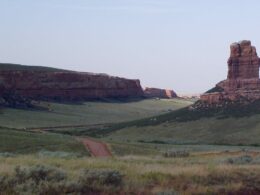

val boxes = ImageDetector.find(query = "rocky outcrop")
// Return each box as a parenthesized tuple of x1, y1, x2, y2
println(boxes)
(144, 87, 177, 99)
(228, 40, 259, 79)
(0, 67, 144, 106)
(200, 40, 260, 106)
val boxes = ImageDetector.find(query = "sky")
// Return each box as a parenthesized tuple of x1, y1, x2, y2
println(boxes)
(1, 0, 260, 94)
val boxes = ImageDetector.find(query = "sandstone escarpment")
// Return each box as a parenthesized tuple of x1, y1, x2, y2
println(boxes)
(200, 40, 260, 106)
(0, 65, 144, 106)
(144, 87, 177, 99)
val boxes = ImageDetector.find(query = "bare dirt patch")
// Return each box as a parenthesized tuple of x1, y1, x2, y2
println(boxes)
(78, 137, 112, 157)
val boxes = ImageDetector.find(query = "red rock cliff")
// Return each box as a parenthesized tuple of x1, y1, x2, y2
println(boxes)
(0, 70, 144, 102)
(228, 40, 259, 79)
(200, 40, 260, 105)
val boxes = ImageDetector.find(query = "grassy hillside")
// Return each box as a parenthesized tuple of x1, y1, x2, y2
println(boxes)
(37, 100, 260, 146)
(0, 127, 87, 155)
(108, 141, 260, 156)
(95, 104, 260, 146)
(0, 99, 192, 129)
(0, 63, 68, 72)
(105, 115, 260, 146)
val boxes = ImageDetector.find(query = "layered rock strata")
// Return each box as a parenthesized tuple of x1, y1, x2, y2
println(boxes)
(144, 87, 177, 99)
(0, 69, 144, 104)
(200, 40, 260, 105)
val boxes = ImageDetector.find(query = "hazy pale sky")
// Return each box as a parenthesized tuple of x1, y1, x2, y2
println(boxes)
(1, 0, 260, 94)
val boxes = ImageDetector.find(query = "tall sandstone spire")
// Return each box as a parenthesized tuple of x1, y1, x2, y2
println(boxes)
(200, 40, 260, 105)
(228, 40, 259, 79)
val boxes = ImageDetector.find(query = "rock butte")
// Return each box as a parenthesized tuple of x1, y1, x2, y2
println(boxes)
(200, 40, 260, 105)
(144, 87, 178, 99)
(0, 69, 144, 106)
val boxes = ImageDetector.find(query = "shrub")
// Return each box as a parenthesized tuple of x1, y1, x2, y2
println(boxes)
(0, 152, 15, 157)
(0, 165, 68, 194)
(156, 190, 178, 195)
(0, 175, 14, 194)
(78, 169, 123, 186)
(252, 156, 260, 164)
(226, 155, 253, 164)
(38, 150, 83, 158)
(163, 150, 190, 158)
(14, 165, 67, 184)
(0, 175, 7, 189)
(0, 166, 124, 194)
(142, 172, 172, 184)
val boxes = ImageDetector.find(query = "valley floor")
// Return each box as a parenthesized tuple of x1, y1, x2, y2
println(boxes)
(0, 98, 192, 129)
(1, 99, 260, 194)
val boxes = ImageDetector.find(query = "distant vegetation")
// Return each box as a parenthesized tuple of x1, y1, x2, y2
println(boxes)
(0, 99, 192, 155)
(55, 100, 260, 145)
(103, 111, 260, 146)
(0, 63, 69, 72)
(3, 98, 258, 146)
(0, 99, 192, 129)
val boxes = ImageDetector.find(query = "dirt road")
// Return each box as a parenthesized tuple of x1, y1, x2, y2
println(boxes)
(79, 137, 112, 157)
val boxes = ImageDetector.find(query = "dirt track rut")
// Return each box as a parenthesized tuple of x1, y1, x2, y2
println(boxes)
(79, 138, 112, 157)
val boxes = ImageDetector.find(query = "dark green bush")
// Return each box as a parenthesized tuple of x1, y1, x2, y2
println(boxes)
(14, 165, 67, 185)
(163, 150, 190, 158)
(156, 190, 178, 195)
(0, 166, 123, 194)
(0, 152, 15, 157)
(226, 155, 253, 164)
(79, 169, 123, 186)
(0, 175, 9, 191)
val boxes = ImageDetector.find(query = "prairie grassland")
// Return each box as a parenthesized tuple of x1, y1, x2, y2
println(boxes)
(0, 150, 260, 194)
(0, 99, 192, 129)
(0, 127, 88, 155)
(105, 115, 260, 146)
(107, 140, 260, 156)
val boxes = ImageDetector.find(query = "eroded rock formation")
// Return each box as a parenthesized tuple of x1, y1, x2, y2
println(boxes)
(200, 40, 260, 106)
(144, 87, 177, 99)
(228, 40, 259, 79)
(0, 67, 144, 106)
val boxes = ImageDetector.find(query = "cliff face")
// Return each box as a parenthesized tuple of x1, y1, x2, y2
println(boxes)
(144, 87, 177, 99)
(200, 40, 260, 106)
(228, 40, 259, 79)
(0, 69, 144, 104)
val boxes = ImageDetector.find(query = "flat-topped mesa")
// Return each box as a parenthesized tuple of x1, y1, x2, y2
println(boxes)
(199, 40, 260, 106)
(144, 87, 178, 99)
(228, 40, 260, 79)
(0, 68, 144, 106)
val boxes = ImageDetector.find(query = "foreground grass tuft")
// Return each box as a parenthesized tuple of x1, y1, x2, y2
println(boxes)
(0, 151, 260, 194)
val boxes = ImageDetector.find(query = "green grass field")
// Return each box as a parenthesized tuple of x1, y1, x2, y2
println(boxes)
(79, 102, 260, 146)
(108, 141, 260, 156)
(5, 97, 257, 146)
(0, 98, 192, 155)
(0, 127, 88, 155)
(104, 115, 260, 146)
(0, 99, 192, 129)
